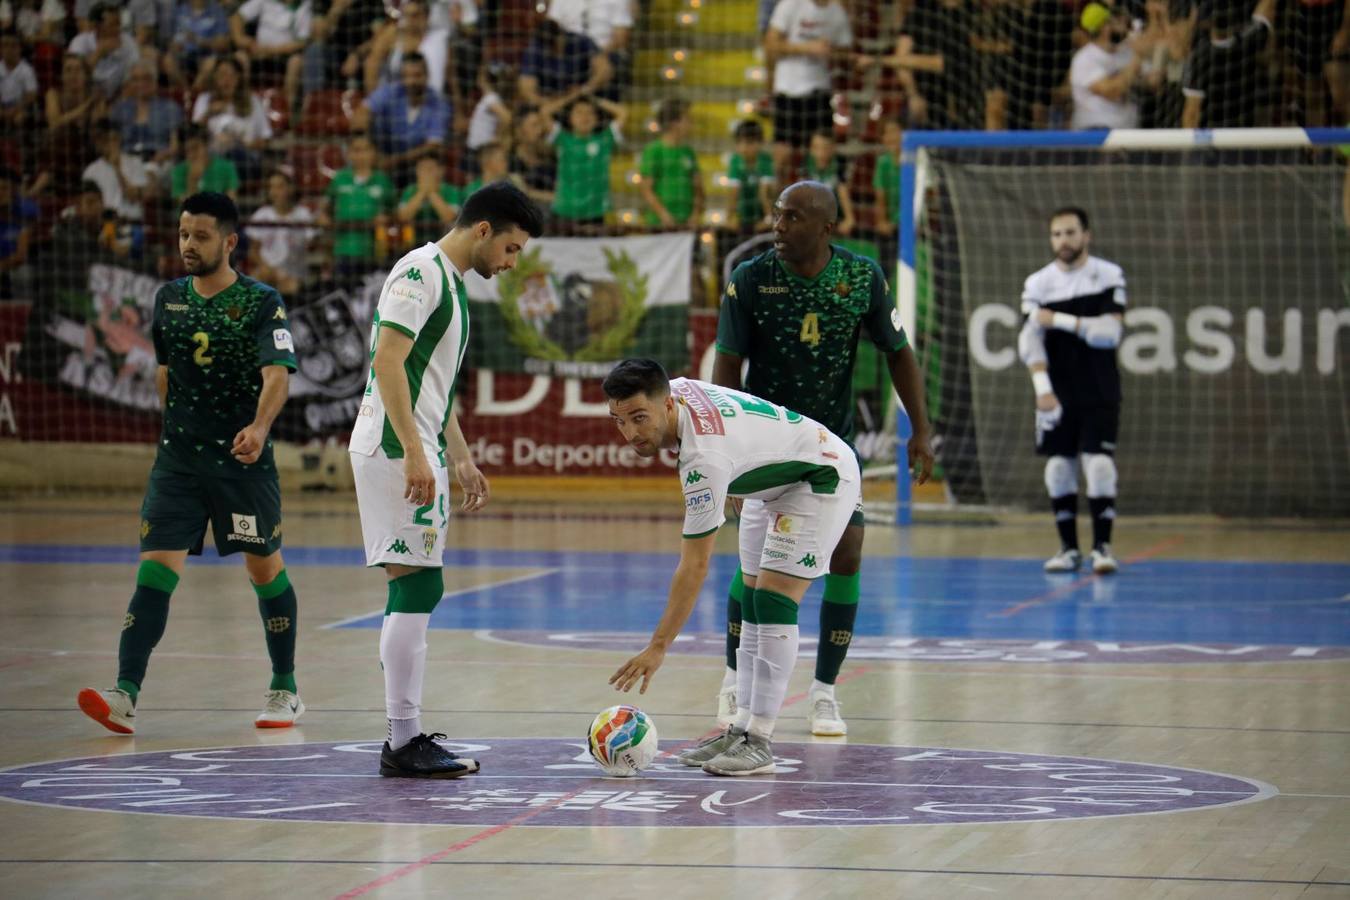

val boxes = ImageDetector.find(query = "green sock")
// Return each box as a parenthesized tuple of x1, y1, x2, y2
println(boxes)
(753, 588, 799, 625)
(253, 568, 298, 693)
(726, 568, 745, 670)
(389, 567, 444, 614)
(815, 572, 860, 685)
(117, 560, 179, 702)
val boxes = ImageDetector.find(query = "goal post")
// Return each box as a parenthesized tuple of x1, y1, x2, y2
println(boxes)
(896, 127, 1350, 522)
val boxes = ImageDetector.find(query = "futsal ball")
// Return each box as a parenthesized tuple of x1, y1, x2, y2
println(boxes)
(587, 705, 660, 777)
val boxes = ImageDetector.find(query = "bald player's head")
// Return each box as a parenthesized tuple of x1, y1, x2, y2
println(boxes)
(772, 181, 837, 267)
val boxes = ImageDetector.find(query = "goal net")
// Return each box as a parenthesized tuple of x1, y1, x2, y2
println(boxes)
(901, 129, 1350, 518)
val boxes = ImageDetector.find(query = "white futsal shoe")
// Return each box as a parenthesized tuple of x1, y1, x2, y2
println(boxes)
(256, 690, 306, 728)
(1090, 545, 1119, 575)
(1044, 548, 1083, 573)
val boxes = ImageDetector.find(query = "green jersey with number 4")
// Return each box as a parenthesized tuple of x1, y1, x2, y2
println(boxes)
(715, 245, 907, 442)
(151, 274, 297, 479)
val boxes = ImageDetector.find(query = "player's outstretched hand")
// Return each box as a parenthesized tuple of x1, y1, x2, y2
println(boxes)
(609, 644, 667, 695)
(230, 424, 267, 464)
(403, 452, 436, 507)
(454, 459, 490, 512)
(908, 430, 936, 485)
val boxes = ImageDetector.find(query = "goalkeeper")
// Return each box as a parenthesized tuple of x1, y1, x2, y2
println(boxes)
(1018, 206, 1126, 576)
(711, 180, 935, 737)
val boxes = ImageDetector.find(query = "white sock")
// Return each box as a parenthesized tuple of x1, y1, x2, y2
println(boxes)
(388, 716, 420, 750)
(380, 611, 429, 750)
(747, 623, 799, 739)
(732, 622, 758, 731)
(810, 678, 835, 699)
(721, 666, 737, 690)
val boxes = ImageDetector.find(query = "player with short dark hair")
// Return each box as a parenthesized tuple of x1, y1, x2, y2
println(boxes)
(77, 191, 304, 734)
(711, 180, 935, 736)
(604, 358, 861, 775)
(350, 180, 542, 779)
(1018, 205, 1126, 575)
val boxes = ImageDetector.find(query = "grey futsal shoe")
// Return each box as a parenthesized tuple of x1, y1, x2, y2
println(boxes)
(702, 732, 777, 777)
(677, 727, 745, 767)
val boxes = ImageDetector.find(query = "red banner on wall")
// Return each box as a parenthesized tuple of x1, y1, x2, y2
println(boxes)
(456, 309, 719, 477)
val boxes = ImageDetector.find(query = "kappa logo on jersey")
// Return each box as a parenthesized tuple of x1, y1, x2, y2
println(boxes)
(797, 554, 818, 568)
(726, 281, 736, 298)
(229, 512, 266, 545)
(273, 307, 287, 320)
(405, 268, 424, 283)
(140, 519, 151, 539)
(273, 328, 293, 351)
(684, 470, 706, 486)
(387, 539, 410, 555)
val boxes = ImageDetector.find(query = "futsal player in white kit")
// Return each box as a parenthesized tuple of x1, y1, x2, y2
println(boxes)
(602, 358, 861, 776)
(350, 182, 543, 778)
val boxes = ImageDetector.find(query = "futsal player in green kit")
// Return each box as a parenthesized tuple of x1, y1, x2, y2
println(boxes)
(713, 180, 935, 735)
(77, 192, 304, 734)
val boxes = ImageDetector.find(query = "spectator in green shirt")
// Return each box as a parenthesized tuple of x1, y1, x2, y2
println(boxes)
(726, 118, 773, 233)
(396, 152, 461, 248)
(170, 125, 240, 201)
(872, 120, 901, 239)
(638, 98, 702, 230)
(804, 128, 856, 236)
(549, 95, 626, 232)
(461, 142, 513, 199)
(322, 132, 395, 273)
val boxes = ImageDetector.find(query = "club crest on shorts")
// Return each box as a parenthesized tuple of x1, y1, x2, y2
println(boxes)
(422, 528, 437, 556)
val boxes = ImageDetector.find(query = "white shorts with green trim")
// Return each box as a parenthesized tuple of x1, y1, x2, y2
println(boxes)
(350, 451, 450, 567)
(737, 476, 861, 581)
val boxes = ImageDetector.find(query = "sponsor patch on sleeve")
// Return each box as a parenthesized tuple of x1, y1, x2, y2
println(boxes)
(387, 281, 431, 305)
(684, 488, 715, 512)
(273, 328, 294, 350)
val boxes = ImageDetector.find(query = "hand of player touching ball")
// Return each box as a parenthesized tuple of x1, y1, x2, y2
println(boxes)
(454, 459, 490, 512)
(403, 452, 436, 506)
(230, 424, 268, 464)
(609, 644, 667, 694)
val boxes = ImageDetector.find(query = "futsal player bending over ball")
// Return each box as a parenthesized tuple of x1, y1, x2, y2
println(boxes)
(350, 182, 543, 778)
(78, 192, 305, 734)
(712, 180, 935, 736)
(1018, 206, 1126, 575)
(605, 358, 860, 776)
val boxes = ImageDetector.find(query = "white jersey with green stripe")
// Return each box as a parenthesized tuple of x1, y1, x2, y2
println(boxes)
(671, 377, 858, 538)
(349, 243, 469, 467)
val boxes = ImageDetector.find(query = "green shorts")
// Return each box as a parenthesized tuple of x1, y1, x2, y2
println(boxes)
(139, 463, 283, 557)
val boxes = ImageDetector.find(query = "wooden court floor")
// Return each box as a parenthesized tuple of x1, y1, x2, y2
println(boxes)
(0, 496, 1347, 899)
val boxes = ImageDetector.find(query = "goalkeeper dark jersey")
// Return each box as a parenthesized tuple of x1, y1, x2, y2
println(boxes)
(151, 274, 297, 479)
(715, 245, 908, 442)
(1020, 255, 1126, 407)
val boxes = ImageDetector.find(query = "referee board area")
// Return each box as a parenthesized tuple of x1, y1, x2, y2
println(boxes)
(0, 489, 1347, 899)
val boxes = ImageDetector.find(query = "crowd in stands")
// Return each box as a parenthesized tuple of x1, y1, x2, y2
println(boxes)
(0, 0, 1344, 300)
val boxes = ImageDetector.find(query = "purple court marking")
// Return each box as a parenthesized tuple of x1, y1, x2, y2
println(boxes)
(476, 631, 1350, 664)
(0, 741, 1273, 828)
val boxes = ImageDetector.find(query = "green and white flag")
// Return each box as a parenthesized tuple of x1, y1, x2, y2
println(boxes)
(463, 232, 695, 378)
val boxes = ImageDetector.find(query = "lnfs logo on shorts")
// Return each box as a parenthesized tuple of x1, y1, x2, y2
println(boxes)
(229, 512, 266, 545)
